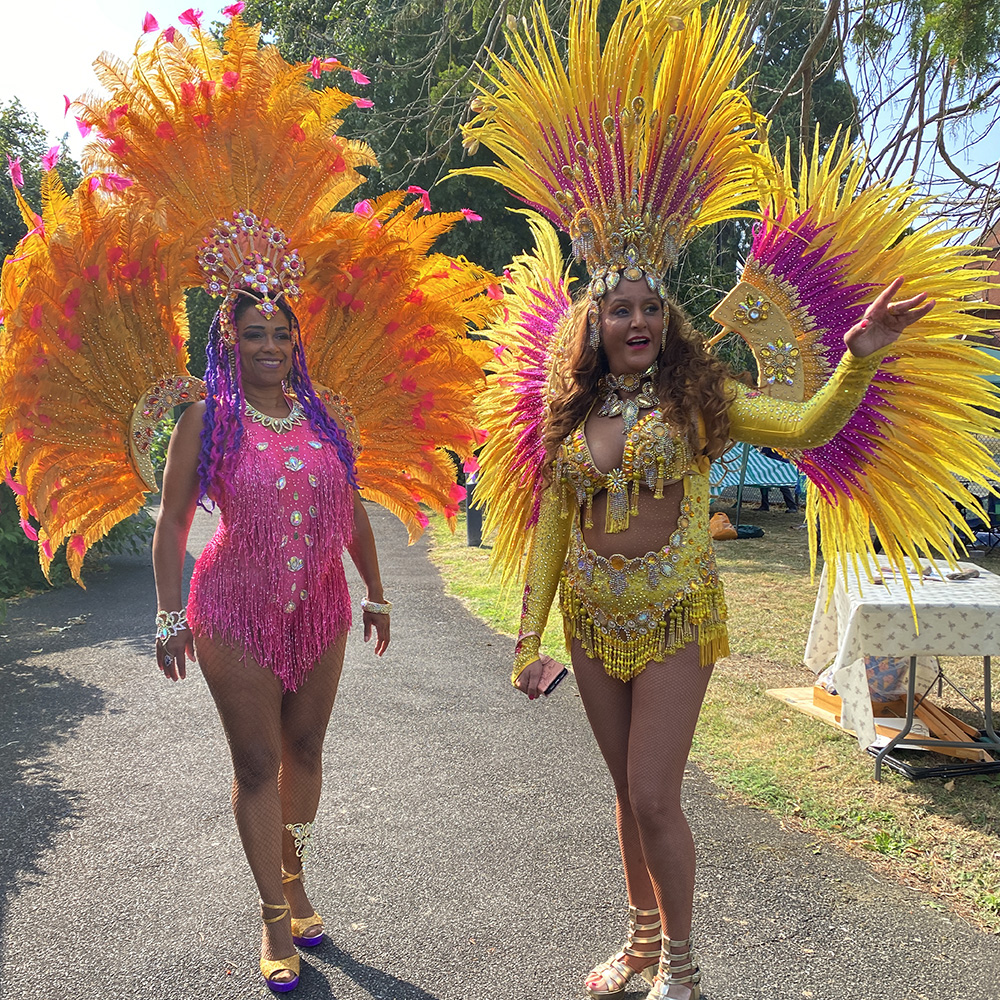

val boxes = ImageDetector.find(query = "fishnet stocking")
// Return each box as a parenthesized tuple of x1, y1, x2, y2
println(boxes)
(197, 631, 347, 965)
(573, 639, 713, 950)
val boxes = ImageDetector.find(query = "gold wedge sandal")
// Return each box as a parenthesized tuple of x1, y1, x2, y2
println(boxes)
(585, 905, 661, 997)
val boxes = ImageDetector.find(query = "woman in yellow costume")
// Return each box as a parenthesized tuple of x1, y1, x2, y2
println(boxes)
(460, 2, 1000, 997)
(1, 7, 495, 993)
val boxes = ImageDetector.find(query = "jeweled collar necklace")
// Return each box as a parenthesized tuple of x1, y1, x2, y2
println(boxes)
(244, 398, 306, 433)
(598, 363, 658, 434)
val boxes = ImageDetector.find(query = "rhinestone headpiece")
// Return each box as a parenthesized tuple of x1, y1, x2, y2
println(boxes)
(197, 209, 305, 344)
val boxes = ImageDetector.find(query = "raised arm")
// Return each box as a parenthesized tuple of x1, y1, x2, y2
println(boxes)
(729, 277, 934, 449)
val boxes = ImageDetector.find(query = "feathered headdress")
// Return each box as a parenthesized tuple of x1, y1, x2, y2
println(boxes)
(457, 0, 763, 343)
(2, 10, 497, 580)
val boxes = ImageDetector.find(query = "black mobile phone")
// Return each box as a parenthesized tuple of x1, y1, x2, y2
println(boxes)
(541, 663, 568, 696)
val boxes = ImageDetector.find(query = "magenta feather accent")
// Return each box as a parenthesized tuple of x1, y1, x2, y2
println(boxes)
(503, 278, 571, 526)
(746, 207, 907, 498)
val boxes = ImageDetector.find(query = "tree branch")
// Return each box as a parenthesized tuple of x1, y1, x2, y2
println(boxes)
(765, 0, 841, 122)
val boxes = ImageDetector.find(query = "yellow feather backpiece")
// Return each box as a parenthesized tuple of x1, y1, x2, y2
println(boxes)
(472, 213, 577, 585)
(0, 171, 196, 583)
(711, 130, 1000, 605)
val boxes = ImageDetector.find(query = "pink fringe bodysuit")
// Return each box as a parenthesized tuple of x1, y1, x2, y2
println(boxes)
(187, 408, 355, 691)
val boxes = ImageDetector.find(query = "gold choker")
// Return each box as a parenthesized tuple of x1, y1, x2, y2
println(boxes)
(598, 364, 658, 433)
(244, 399, 305, 433)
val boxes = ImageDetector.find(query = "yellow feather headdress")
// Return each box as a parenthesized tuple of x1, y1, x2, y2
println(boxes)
(456, 0, 763, 341)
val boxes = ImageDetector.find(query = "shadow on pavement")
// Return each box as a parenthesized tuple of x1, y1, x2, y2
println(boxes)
(0, 655, 105, 946)
(312, 941, 444, 1000)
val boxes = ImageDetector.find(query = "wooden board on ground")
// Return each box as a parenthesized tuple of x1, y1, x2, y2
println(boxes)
(766, 687, 994, 762)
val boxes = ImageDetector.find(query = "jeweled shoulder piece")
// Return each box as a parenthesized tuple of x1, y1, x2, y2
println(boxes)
(130, 375, 208, 489)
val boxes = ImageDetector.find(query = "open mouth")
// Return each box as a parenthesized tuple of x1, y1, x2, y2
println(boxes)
(626, 336, 651, 347)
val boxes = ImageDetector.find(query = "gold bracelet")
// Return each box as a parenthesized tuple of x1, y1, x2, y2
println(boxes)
(360, 598, 392, 615)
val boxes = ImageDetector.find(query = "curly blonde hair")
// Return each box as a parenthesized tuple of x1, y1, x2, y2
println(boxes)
(543, 293, 734, 476)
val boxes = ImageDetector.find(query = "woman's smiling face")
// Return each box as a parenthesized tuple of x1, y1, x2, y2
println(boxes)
(599, 278, 664, 374)
(236, 302, 294, 388)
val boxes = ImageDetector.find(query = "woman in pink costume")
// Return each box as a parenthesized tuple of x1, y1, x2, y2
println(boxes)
(152, 291, 389, 993)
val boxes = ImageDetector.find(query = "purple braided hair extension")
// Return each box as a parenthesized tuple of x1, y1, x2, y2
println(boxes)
(197, 307, 245, 506)
(284, 310, 359, 489)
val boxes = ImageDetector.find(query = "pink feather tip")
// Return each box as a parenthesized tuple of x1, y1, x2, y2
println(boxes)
(178, 8, 203, 29)
(407, 186, 431, 211)
(6, 154, 24, 189)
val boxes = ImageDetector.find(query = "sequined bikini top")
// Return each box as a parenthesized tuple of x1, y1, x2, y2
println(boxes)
(556, 408, 695, 533)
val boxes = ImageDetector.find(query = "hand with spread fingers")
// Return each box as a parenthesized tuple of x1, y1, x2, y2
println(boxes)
(844, 276, 936, 358)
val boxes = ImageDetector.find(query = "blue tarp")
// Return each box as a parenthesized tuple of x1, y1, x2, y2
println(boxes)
(710, 443, 798, 491)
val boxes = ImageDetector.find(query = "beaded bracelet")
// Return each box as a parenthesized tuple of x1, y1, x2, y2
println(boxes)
(360, 598, 392, 615)
(155, 608, 190, 642)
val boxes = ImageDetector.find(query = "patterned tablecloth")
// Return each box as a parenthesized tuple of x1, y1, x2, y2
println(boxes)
(803, 562, 1000, 747)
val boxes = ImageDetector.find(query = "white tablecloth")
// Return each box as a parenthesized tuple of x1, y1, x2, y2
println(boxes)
(803, 562, 1000, 746)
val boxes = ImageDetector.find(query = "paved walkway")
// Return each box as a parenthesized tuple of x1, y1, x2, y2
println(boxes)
(1, 503, 998, 999)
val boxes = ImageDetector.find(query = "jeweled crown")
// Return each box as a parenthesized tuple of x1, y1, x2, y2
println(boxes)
(457, 1, 761, 323)
(197, 209, 305, 343)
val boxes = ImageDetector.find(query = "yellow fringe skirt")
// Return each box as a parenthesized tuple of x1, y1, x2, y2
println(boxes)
(559, 527, 729, 681)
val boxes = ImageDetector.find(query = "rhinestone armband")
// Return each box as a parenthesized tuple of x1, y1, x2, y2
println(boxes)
(360, 599, 392, 615)
(155, 609, 190, 642)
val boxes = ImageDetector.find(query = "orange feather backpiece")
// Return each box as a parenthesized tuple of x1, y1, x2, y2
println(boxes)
(0, 171, 196, 583)
(1, 13, 497, 581)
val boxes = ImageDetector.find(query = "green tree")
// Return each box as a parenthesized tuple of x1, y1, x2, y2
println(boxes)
(239, 0, 609, 272)
(749, 0, 857, 161)
(0, 99, 81, 258)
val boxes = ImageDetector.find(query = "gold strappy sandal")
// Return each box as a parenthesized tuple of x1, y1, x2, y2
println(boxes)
(260, 901, 301, 994)
(585, 905, 661, 997)
(281, 867, 325, 947)
(644, 937, 701, 1000)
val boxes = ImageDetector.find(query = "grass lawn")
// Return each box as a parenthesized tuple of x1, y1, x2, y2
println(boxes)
(426, 506, 1000, 934)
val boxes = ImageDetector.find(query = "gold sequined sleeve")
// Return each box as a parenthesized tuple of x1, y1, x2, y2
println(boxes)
(512, 483, 573, 685)
(727, 350, 885, 449)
